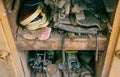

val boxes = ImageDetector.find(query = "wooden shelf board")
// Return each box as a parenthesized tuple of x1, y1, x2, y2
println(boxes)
(16, 29, 107, 50)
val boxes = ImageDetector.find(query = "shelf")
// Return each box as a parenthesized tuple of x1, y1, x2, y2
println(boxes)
(16, 29, 107, 50)
(3, 0, 109, 51)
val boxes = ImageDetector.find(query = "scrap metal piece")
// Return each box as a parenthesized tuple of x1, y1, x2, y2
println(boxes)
(70, 15, 78, 25)
(44, 0, 51, 5)
(28, 51, 52, 74)
(64, 1, 70, 15)
(57, 0, 66, 8)
(60, 16, 72, 25)
(62, 51, 81, 77)
(53, 13, 59, 22)
(58, 9, 66, 20)
(95, 34, 99, 62)
(107, 22, 112, 33)
(68, 32, 76, 40)
(62, 33, 67, 77)
(45, 64, 61, 77)
(71, 3, 81, 13)
(71, 0, 87, 13)
(55, 23, 98, 34)
(28, 52, 45, 73)
(67, 53, 81, 72)
(75, 11, 101, 30)
(75, 10, 85, 21)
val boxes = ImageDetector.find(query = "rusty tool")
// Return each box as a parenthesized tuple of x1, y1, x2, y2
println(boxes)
(62, 33, 71, 77)
(95, 34, 99, 62)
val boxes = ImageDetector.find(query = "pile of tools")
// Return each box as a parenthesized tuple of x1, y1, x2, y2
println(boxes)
(18, 0, 112, 40)
(28, 50, 95, 77)
(45, 0, 111, 34)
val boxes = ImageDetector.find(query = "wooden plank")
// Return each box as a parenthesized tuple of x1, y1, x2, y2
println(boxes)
(0, 1, 25, 77)
(109, 32, 120, 77)
(16, 30, 107, 50)
(0, 21, 10, 51)
(0, 20, 18, 77)
(19, 51, 30, 77)
(3, 0, 20, 38)
(96, 52, 105, 77)
(3, 0, 13, 11)
(17, 37, 106, 50)
(101, 1, 120, 77)
(0, 58, 17, 77)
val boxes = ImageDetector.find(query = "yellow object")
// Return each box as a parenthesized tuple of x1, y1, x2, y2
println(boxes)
(65, 50, 78, 53)
(40, 11, 45, 16)
(20, 5, 42, 26)
(55, 59, 62, 64)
